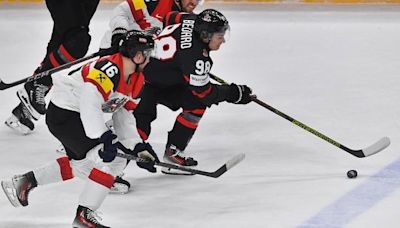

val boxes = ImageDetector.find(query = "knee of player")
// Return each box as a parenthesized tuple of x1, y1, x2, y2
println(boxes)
(95, 155, 127, 177)
(177, 111, 204, 129)
(63, 26, 92, 58)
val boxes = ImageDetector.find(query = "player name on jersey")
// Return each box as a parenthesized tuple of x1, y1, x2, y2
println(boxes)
(181, 19, 194, 49)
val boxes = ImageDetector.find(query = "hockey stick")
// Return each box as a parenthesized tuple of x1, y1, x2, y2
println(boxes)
(0, 47, 117, 90)
(116, 152, 245, 178)
(209, 73, 390, 158)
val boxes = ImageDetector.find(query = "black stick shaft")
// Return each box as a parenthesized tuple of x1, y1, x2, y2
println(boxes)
(209, 73, 365, 157)
(0, 47, 116, 90)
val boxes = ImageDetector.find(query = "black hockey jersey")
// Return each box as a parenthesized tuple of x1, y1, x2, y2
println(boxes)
(143, 12, 225, 107)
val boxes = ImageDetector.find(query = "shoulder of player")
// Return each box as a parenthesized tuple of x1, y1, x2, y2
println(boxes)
(164, 11, 194, 27)
(84, 54, 123, 93)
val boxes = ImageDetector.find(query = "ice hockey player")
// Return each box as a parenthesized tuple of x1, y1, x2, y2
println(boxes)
(1, 30, 159, 228)
(133, 9, 253, 175)
(97, 0, 201, 192)
(5, 0, 100, 135)
(99, 0, 202, 50)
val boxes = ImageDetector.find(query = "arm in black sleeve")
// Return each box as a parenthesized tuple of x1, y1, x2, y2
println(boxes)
(188, 83, 231, 107)
(189, 82, 252, 106)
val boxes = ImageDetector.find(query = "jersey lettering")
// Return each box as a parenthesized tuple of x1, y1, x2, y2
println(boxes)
(189, 74, 210, 87)
(180, 20, 194, 49)
(195, 60, 211, 75)
(100, 61, 119, 78)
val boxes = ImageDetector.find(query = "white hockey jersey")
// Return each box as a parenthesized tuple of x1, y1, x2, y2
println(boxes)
(51, 53, 144, 149)
(99, 0, 162, 49)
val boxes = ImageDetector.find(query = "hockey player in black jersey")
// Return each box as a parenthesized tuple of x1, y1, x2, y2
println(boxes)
(5, 0, 100, 135)
(134, 9, 253, 174)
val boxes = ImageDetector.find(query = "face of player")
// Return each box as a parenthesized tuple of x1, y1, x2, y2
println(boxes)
(180, 0, 199, 13)
(136, 51, 151, 71)
(208, 32, 226, 51)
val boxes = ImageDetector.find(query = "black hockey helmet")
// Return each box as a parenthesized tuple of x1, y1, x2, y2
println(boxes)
(194, 9, 230, 41)
(119, 30, 155, 59)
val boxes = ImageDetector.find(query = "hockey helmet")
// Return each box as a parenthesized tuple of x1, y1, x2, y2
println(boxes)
(194, 9, 230, 41)
(119, 30, 155, 59)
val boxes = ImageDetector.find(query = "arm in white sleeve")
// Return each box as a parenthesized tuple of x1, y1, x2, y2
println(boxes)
(79, 83, 109, 139)
(109, 2, 139, 31)
(112, 108, 142, 150)
(109, 1, 162, 31)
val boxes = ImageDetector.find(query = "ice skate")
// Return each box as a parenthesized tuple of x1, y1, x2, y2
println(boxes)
(110, 175, 131, 194)
(4, 103, 34, 135)
(162, 145, 198, 175)
(17, 81, 49, 120)
(72, 205, 110, 228)
(1, 171, 37, 207)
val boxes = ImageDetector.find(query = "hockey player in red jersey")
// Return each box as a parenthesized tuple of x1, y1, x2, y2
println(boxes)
(1, 30, 159, 228)
(134, 9, 253, 174)
(100, 0, 201, 49)
(5, 0, 100, 135)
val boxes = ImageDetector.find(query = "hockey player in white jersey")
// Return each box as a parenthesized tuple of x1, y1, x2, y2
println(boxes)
(1, 30, 158, 228)
(95, 0, 201, 193)
(99, 0, 201, 50)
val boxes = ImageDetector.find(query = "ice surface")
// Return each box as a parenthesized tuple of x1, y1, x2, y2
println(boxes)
(0, 3, 400, 228)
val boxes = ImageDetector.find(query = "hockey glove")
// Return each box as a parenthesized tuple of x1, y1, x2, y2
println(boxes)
(144, 26, 161, 36)
(131, 142, 160, 173)
(227, 84, 253, 104)
(98, 130, 118, 163)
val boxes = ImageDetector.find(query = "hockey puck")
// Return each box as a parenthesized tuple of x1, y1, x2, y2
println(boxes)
(347, 170, 358, 178)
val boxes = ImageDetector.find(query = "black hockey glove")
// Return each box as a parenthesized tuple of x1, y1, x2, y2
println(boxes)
(131, 142, 160, 173)
(226, 83, 253, 104)
(98, 130, 118, 163)
(111, 27, 128, 48)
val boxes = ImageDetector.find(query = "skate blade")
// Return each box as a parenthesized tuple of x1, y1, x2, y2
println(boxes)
(110, 183, 130, 194)
(161, 167, 195, 176)
(4, 119, 33, 135)
(1, 181, 22, 207)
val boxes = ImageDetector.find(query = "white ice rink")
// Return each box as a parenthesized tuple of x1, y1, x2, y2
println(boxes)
(1, 2, 400, 228)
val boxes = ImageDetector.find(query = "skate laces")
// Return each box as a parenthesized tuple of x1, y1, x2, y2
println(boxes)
(34, 84, 49, 105)
(168, 147, 189, 160)
(20, 105, 33, 119)
(86, 209, 103, 224)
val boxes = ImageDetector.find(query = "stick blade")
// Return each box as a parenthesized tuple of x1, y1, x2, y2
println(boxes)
(211, 153, 246, 178)
(225, 153, 246, 170)
(362, 136, 391, 157)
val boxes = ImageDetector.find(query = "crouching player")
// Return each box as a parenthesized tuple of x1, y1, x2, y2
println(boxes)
(1, 30, 158, 228)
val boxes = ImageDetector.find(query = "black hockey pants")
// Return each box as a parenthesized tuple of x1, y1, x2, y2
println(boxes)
(46, 102, 99, 160)
(33, 0, 99, 87)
